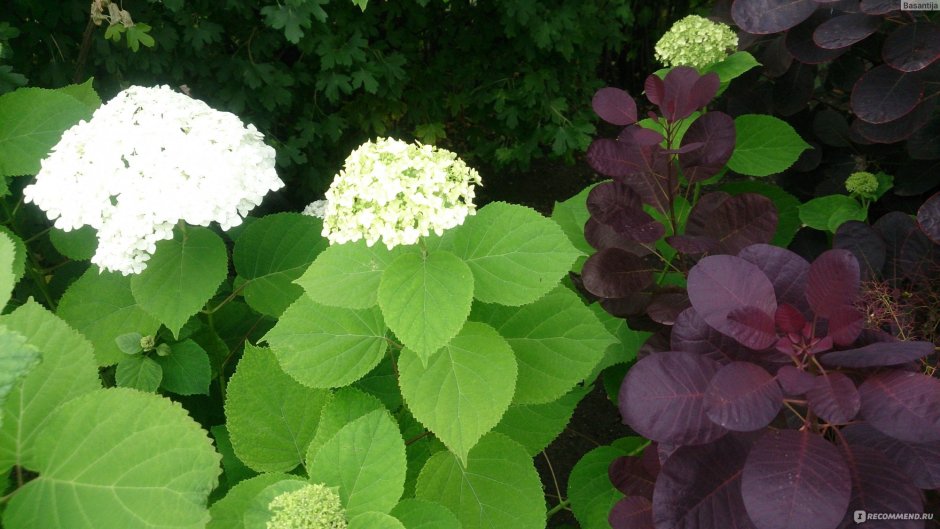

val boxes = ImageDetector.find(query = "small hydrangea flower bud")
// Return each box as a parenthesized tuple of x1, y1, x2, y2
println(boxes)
(655, 15, 738, 70)
(139, 335, 156, 352)
(155, 343, 172, 357)
(845, 171, 879, 199)
(266, 483, 347, 529)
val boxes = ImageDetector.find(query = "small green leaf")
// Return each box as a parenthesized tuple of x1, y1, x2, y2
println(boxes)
(705, 51, 760, 85)
(873, 171, 894, 200)
(154, 339, 212, 395)
(208, 473, 293, 529)
(391, 499, 460, 529)
(297, 240, 408, 309)
(209, 425, 257, 495)
(551, 185, 596, 259)
(351, 0, 369, 11)
(115, 332, 144, 355)
(799, 195, 867, 233)
(568, 445, 632, 529)
(305, 387, 386, 467)
(492, 386, 588, 456)
(125, 23, 155, 52)
(728, 114, 811, 177)
(115, 355, 163, 392)
(54, 78, 101, 112)
(49, 225, 97, 261)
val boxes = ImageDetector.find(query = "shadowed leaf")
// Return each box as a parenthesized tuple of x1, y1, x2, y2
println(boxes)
(916, 191, 940, 244)
(851, 65, 923, 124)
(610, 497, 654, 529)
(671, 307, 751, 365)
(806, 249, 859, 318)
(731, 0, 817, 34)
(833, 221, 885, 279)
(843, 423, 940, 489)
(582, 248, 656, 299)
(836, 445, 924, 528)
(813, 13, 880, 49)
(679, 112, 736, 183)
(883, 22, 940, 72)
(776, 366, 815, 395)
(858, 370, 940, 442)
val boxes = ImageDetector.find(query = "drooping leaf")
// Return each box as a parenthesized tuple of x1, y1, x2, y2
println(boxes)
(737, 243, 810, 312)
(731, 0, 817, 34)
(916, 191, 940, 245)
(154, 339, 212, 396)
(568, 445, 633, 529)
(304, 387, 386, 466)
(705, 362, 782, 431)
(296, 239, 407, 309)
(610, 497, 654, 529)
(813, 13, 880, 49)
(805, 249, 859, 318)
(728, 114, 810, 177)
(581, 247, 655, 299)
(842, 423, 940, 489)
(741, 429, 851, 529)
(592, 87, 637, 126)
(836, 445, 924, 528)
(115, 354, 163, 392)
(806, 373, 860, 424)
(492, 386, 588, 456)
(415, 433, 545, 529)
(683, 192, 778, 255)
(678, 111, 736, 183)
(263, 295, 388, 388)
(207, 473, 293, 529)
(3, 388, 221, 529)
(858, 370, 940, 443)
(851, 65, 923, 124)
(390, 499, 461, 529)
(882, 21, 940, 73)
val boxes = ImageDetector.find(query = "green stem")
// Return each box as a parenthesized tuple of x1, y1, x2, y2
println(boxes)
(546, 499, 571, 519)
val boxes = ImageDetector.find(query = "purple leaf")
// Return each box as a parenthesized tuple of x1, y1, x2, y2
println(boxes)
(806, 249, 859, 318)
(833, 221, 886, 279)
(812, 13, 880, 50)
(586, 182, 665, 244)
(705, 362, 783, 431)
(774, 62, 816, 116)
(619, 124, 666, 146)
(776, 365, 815, 395)
(601, 292, 653, 319)
(679, 112, 736, 183)
(859, 370, 940, 443)
(645, 74, 664, 106)
(685, 193, 778, 255)
(609, 496, 654, 529)
(883, 22, 940, 73)
(851, 65, 924, 125)
(593, 87, 638, 126)
(619, 351, 727, 445)
(667, 235, 720, 255)
(587, 139, 676, 213)
(859, 0, 897, 14)
(843, 423, 940, 489)
(785, 13, 850, 64)
(836, 445, 924, 529)
(584, 217, 652, 254)
(916, 191, 940, 245)
(672, 308, 751, 365)
(738, 244, 810, 312)
(741, 429, 852, 529)
(807, 373, 860, 424)
(827, 305, 863, 346)
(821, 340, 935, 368)
(687, 255, 778, 349)
(609, 456, 655, 498)
(647, 289, 691, 326)
(653, 434, 757, 529)
(657, 67, 719, 122)
(775, 304, 807, 334)
(581, 247, 656, 299)
(812, 108, 851, 147)
(732, 0, 817, 34)
(727, 306, 778, 350)
(851, 98, 936, 144)
(587, 139, 643, 178)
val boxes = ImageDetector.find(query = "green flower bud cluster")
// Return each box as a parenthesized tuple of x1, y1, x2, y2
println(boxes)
(267, 483, 347, 529)
(654, 15, 738, 70)
(845, 171, 879, 199)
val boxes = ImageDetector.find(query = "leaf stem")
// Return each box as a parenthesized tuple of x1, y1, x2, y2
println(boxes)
(546, 499, 571, 519)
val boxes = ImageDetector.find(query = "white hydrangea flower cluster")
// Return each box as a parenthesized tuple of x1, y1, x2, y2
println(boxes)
(23, 85, 283, 275)
(267, 483, 347, 529)
(322, 137, 482, 249)
(302, 199, 328, 219)
(654, 15, 738, 70)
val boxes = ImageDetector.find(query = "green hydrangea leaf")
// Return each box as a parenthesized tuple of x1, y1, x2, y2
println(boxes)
(0, 326, 40, 429)
(704, 51, 760, 85)
(551, 185, 595, 258)
(57, 267, 161, 365)
(155, 339, 212, 395)
(114, 354, 163, 392)
(492, 386, 589, 456)
(305, 387, 385, 467)
(378, 250, 473, 363)
(728, 114, 811, 177)
(209, 425, 257, 497)
(0, 226, 26, 282)
(232, 213, 328, 317)
(309, 409, 407, 517)
(49, 225, 97, 261)
(208, 473, 293, 529)
(390, 498, 460, 529)
(350, 512, 407, 529)
(472, 286, 614, 404)
(0, 300, 100, 471)
(568, 445, 632, 529)
(2, 388, 221, 529)
(721, 180, 802, 247)
(585, 303, 650, 383)
(242, 478, 307, 529)
(416, 433, 545, 529)
(54, 78, 101, 112)
(131, 227, 227, 337)
(0, 231, 16, 306)
(400, 409, 445, 499)
(296, 240, 408, 309)
(398, 321, 516, 464)
(225, 345, 330, 473)
(0, 87, 91, 176)
(264, 295, 388, 388)
(799, 194, 867, 233)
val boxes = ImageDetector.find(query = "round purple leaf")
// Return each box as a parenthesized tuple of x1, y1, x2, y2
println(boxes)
(859, 0, 897, 14)
(581, 247, 656, 299)
(843, 423, 940, 489)
(618, 124, 665, 146)
(732, 0, 817, 34)
(812, 13, 880, 50)
(806, 372, 860, 425)
(705, 362, 783, 431)
(586, 138, 638, 178)
(741, 429, 852, 529)
(685, 193, 778, 256)
(851, 65, 924, 125)
(609, 496, 653, 529)
(851, 98, 936, 144)
(833, 221, 886, 280)
(827, 305, 863, 346)
(775, 304, 807, 334)
(593, 87, 638, 126)
(644, 74, 664, 106)
(806, 249, 859, 319)
(738, 244, 810, 313)
(785, 14, 850, 64)
(776, 365, 816, 396)
(859, 370, 940, 443)
(679, 112, 736, 183)
(586, 181, 665, 244)
(837, 444, 925, 528)
(671, 307, 751, 365)
(916, 191, 940, 245)
(883, 22, 940, 73)
(609, 456, 655, 498)
(727, 306, 778, 351)
(619, 351, 727, 445)
(657, 67, 718, 122)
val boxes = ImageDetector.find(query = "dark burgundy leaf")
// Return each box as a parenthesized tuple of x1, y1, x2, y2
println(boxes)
(727, 306, 778, 350)
(600, 292, 653, 319)
(785, 13, 850, 63)
(609, 497, 654, 529)
(851, 65, 924, 124)
(653, 434, 757, 529)
(875, 211, 920, 273)
(588, 138, 675, 214)
(812, 108, 851, 147)
(669, 142, 705, 155)
(776, 365, 816, 395)
(761, 35, 794, 78)
(852, 97, 937, 144)
(609, 456, 655, 498)
(813, 13, 880, 49)
(647, 289, 691, 326)
(619, 351, 727, 445)
(667, 235, 720, 255)
(895, 159, 940, 196)
(807, 372, 860, 424)
(584, 217, 653, 254)
(916, 191, 940, 245)
(645, 74, 664, 106)
(587, 139, 643, 178)
(883, 22, 940, 73)
(657, 67, 719, 122)
(679, 112, 736, 183)
(586, 181, 665, 243)
(657, 442, 680, 465)
(640, 443, 661, 478)
(833, 221, 886, 279)
(582, 247, 656, 298)
(858, 370, 940, 443)
(836, 445, 924, 529)
(672, 307, 751, 365)
(618, 124, 665, 146)
(705, 362, 783, 431)
(775, 304, 806, 334)
(827, 305, 863, 346)
(806, 249, 859, 318)
(843, 423, 940, 489)
(739, 244, 811, 314)
(859, 0, 897, 14)
(732, 0, 818, 34)
(593, 87, 638, 126)
(685, 193, 778, 255)
(906, 117, 940, 160)
(773, 62, 816, 116)
(689, 73, 721, 113)
(741, 429, 851, 529)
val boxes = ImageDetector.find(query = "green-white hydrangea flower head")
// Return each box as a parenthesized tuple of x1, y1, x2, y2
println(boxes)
(654, 15, 738, 70)
(23, 85, 283, 275)
(266, 483, 347, 529)
(302, 199, 328, 219)
(845, 171, 879, 198)
(321, 137, 482, 249)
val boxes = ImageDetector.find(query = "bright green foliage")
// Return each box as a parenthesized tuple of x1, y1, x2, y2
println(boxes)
(57, 267, 161, 365)
(416, 433, 545, 529)
(233, 213, 328, 317)
(447, 202, 580, 306)
(567, 440, 645, 529)
(349, 512, 404, 529)
(390, 499, 460, 529)
(264, 295, 388, 388)
(130, 227, 228, 337)
(49, 225, 97, 260)
(115, 354, 163, 392)
(378, 250, 473, 363)
(0, 327, 40, 428)
(297, 240, 408, 309)
(398, 322, 517, 464)
(0, 300, 100, 471)
(472, 286, 614, 404)
(210, 425, 257, 495)
(704, 51, 761, 86)
(305, 387, 385, 466)
(225, 345, 330, 472)
(154, 339, 212, 395)
(551, 185, 595, 259)
(208, 473, 294, 529)
(492, 386, 588, 456)
(0, 226, 25, 282)
(309, 409, 407, 517)
(721, 181, 802, 247)
(728, 114, 811, 177)
(55, 78, 101, 111)
(799, 194, 868, 232)
(0, 231, 15, 304)
(242, 479, 317, 529)
(400, 409, 445, 499)
(2, 388, 221, 529)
